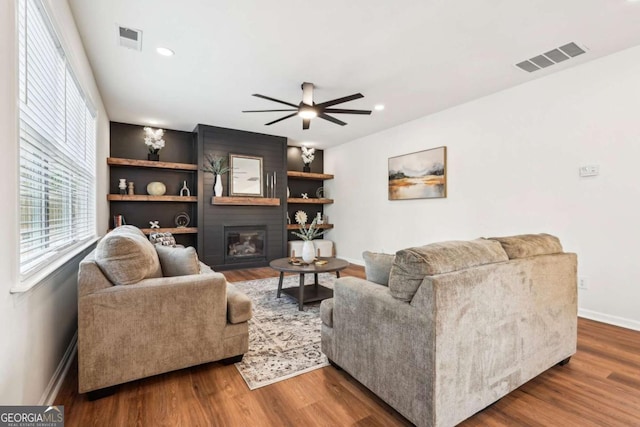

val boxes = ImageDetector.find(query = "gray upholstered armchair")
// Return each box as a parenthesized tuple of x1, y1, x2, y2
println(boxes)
(77, 226, 251, 395)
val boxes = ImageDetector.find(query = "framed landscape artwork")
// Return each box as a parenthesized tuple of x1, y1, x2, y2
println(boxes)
(388, 146, 447, 200)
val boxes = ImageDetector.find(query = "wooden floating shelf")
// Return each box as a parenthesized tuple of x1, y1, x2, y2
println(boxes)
(141, 227, 198, 235)
(287, 171, 334, 180)
(286, 224, 333, 230)
(108, 157, 198, 171)
(287, 198, 334, 204)
(108, 227, 198, 235)
(108, 194, 197, 202)
(211, 196, 281, 206)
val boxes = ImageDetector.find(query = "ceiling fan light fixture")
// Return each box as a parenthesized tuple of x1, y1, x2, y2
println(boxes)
(298, 106, 317, 119)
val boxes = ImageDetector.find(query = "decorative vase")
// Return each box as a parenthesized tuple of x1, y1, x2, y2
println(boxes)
(146, 181, 166, 196)
(303, 164, 311, 173)
(148, 152, 159, 161)
(302, 240, 315, 264)
(214, 174, 223, 197)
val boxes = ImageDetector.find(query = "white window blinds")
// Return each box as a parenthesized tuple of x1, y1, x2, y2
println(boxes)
(18, 0, 97, 279)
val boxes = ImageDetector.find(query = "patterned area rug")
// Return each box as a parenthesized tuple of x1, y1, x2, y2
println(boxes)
(230, 273, 335, 390)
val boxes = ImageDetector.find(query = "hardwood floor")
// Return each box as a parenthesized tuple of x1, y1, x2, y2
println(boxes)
(56, 265, 640, 426)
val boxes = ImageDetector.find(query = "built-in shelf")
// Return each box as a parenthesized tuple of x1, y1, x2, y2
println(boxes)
(109, 227, 198, 235)
(211, 196, 281, 206)
(108, 194, 197, 202)
(287, 171, 334, 180)
(287, 198, 333, 204)
(107, 157, 198, 171)
(286, 224, 333, 230)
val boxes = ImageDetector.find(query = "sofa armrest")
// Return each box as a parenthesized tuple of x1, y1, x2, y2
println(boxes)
(329, 276, 435, 424)
(78, 272, 228, 392)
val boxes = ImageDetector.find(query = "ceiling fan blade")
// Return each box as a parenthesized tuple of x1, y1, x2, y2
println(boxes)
(319, 113, 347, 126)
(302, 118, 311, 130)
(316, 93, 364, 108)
(265, 113, 298, 126)
(324, 108, 372, 115)
(252, 94, 299, 108)
(242, 109, 297, 113)
(301, 82, 314, 106)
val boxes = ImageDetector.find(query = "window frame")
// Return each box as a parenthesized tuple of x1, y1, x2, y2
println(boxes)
(13, 0, 99, 292)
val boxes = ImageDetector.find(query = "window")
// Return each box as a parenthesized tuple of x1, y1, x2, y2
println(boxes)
(18, 0, 96, 280)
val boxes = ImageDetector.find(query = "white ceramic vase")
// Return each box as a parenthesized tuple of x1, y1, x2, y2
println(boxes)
(214, 174, 223, 197)
(302, 240, 315, 264)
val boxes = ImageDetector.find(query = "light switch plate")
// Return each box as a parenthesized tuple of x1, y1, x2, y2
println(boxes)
(579, 165, 599, 177)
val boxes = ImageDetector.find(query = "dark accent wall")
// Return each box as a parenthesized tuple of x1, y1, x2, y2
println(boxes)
(195, 124, 287, 270)
(109, 122, 197, 247)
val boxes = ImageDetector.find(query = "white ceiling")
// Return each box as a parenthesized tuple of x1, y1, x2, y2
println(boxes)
(67, 0, 640, 148)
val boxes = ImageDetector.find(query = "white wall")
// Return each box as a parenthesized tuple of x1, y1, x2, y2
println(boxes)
(0, 0, 109, 404)
(325, 44, 640, 330)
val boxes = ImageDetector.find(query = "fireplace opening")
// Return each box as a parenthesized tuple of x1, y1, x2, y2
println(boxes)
(224, 225, 266, 263)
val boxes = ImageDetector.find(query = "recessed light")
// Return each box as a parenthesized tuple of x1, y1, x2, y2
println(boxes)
(156, 47, 174, 56)
(374, 104, 385, 111)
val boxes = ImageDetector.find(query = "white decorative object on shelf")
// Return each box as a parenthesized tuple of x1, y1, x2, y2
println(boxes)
(301, 146, 315, 172)
(180, 180, 191, 197)
(144, 127, 165, 161)
(147, 181, 166, 196)
(214, 175, 223, 197)
(149, 220, 160, 229)
(301, 193, 309, 199)
(118, 179, 127, 195)
(316, 212, 323, 225)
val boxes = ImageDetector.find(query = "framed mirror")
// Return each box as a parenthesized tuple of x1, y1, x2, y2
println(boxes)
(229, 154, 263, 197)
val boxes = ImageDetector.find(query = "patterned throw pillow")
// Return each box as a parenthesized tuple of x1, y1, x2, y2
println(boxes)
(149, 232, 176, 247)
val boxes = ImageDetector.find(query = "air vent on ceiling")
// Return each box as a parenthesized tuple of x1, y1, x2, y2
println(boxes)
(117, 25, 142, 51)
(515, 42, 586, 73)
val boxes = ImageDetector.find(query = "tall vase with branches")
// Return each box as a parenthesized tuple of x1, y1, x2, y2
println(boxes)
(202, 155, 230, 196)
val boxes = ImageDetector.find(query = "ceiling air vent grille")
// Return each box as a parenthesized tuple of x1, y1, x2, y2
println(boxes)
(117, 26, 142, 51)
(516, 42, 586, 73)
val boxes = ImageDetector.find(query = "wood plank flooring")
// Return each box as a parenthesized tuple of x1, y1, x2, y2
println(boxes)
(56, 265, 640, 426)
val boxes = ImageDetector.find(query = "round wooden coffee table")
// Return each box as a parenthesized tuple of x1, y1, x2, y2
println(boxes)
(269, 257, 349, 311)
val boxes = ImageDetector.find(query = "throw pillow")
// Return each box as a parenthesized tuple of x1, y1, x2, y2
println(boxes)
(155, 244, 200, 277)
(149, 232, 177, 247)
(95, 227, 163, 286)
(362, 251, 395, 286)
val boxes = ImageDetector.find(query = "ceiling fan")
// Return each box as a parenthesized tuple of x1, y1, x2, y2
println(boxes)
(242, 82, 372, 130)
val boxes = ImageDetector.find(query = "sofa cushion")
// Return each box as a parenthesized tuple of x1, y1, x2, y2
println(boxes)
(388, 239, 508, 301)
(226, 283, 252, 324)
(489, 233, 563, 259)
(95, 227, 162, 286)
(362, 251, 395, 286)
(155, 245, 200, 277)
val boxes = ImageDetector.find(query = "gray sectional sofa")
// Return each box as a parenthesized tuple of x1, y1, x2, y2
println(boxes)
(320, 234, 577, 427)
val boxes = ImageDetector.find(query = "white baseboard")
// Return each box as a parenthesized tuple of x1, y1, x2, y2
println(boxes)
(578, 308, 640, 332)
(341, 256, 364, 266)
(39, 331, 77, 405)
